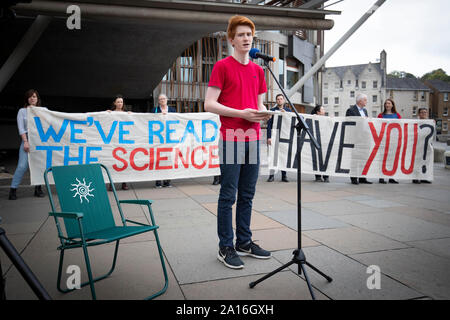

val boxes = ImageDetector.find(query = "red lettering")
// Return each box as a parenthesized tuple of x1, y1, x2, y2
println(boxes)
(148, 148, 155, 170)
(174, 147, 189, 169)
(382, 123, 402, 176)
(401, 123, 418, 174)
(112, 147, 128, 172)
(191, 146, 207, 169)
(130, 148, 148, 171)
(156, 147, 173, 170)
(362, 122, 386, 175)
(208, 145, 220, 169)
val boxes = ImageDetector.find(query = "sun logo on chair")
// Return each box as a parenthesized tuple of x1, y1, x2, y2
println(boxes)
(70, 178, 95, 203)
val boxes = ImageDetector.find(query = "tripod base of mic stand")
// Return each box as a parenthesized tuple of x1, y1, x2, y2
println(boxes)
(249, 249, 332, 300)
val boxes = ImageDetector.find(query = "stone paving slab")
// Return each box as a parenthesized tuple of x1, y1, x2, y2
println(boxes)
(302, 199, 382, 216)
(350, 248, 450, 300)
(406, 238, 450, 260)
(261, 209, 349, 231)
(336, 212, 450, 242)
(181, 271, 329, 300)
(273, 247, 424, 300)
(304, 227, 410, 255)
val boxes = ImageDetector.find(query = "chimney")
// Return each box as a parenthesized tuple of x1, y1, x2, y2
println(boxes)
(380, 50, 387, 72)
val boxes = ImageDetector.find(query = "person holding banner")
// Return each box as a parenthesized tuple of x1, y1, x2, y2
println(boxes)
(108, 94, 130, 190)
(346, 93, 373, 185)
(311, 105, 330, 182)
(151, 94, 176, 188)
(266, 93, 291, 182)
(205, 15, 272, 269)
(377, 98, 401, 184)
(8, 89, 45, 200)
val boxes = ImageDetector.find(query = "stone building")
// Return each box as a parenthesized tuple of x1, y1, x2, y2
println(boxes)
(386, 76, 430, 119)
(425, 79, 450, 135)
(321, 50, 387, 117)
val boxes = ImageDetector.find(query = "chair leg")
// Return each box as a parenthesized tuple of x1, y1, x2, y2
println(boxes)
(145, 229, 169, 300)
(56, 241, 120, 299)
(81, 244, 96, 300)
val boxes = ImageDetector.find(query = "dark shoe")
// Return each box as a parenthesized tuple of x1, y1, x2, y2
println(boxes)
(155, 181, 162, 188)
(212, 176, 220, 185)
(236, 241, 271, 259)
(267, 175, 274, 182)
(34, 186, 45, 197)
(359, 179, 372, 184)
(315, 175, 323, 182)
(379, 179, 387, 184)
(218, 247, 244, 269)
(9, 188, 17, 200)
(388, 179, 398, 184)
(412, 180, 421, 184)
(351, 178, 359, 185)
(163, 180, 172, 188)
(421, 180, 432, 184)
(323, 176, 330, 183)
(122, 183, 129, 190)
(281, 176, 289, 182)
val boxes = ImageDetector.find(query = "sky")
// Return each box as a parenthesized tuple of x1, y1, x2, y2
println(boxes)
(323, 0, 450, 78)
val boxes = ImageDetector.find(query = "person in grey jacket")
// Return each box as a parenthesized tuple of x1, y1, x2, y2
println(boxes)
(9, 89, 45, 200)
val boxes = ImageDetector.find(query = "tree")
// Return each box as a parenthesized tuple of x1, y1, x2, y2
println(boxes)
(388, 70, 417, 79)
(420, 68, 450, 82)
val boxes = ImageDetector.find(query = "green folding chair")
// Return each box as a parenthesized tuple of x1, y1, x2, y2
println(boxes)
(44, 163, 168, 300)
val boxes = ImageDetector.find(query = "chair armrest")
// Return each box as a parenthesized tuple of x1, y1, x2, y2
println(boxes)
(119, 200, 153, 205)
(49, 212, 83, 219)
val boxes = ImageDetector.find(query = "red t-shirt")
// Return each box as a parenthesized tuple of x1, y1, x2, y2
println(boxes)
(208, 56, 267, 141)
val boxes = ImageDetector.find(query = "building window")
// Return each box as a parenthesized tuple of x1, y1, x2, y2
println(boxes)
(347, 80, 351, 85)
(334, 112, 339, 117)
(413, 91, 418, 101)
(286, 57, 303, 91)
(325, 112, 329, 116)
(373, 81, 378, 88)
(421, 91, 426, 101)
(444, 93, 449, 101)
(278, 46, 285, 89)
(355, 79, 359, 88)
(334, 82, 340, 89)
(444, 107, 448, 116)
(324, 97, 328, 105)
(334, 97, 339, 105)
(324, 82, 328, 90)
(350, 91, 355, 98)
(443, 121, 448, 131)
(372, 111, 377, 117)
(413, 106, 418, 116)
(372, 95, 377, 103)
(361, 81, 366, 89)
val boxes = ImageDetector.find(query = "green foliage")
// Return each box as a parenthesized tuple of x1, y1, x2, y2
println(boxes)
(388, 70, 417, 79)
(420, 68, 450, 82)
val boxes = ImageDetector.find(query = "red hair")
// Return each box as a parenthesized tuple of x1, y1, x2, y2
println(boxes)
(227, 15, 255, 40)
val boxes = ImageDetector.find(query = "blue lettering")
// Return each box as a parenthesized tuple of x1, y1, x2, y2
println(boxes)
(34, 117, 69, 143)
(86, 146, 102, 164)
(202, 120, 218, 143)
(166, 120, 180, 144)
(149, 121, 164, 144)
(64, 146, 84, 165)
(70, 120, 87, 143)
(36, 146, 63, 169)
(95, 120, 117, 144)
(119, 121, 134, 144)
(181, 120, 200, 143)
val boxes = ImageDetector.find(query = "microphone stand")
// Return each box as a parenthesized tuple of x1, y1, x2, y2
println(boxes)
(249, 59, 332, 300)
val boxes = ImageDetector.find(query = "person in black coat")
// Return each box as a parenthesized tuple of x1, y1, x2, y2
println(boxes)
(345, 93, 372, 185)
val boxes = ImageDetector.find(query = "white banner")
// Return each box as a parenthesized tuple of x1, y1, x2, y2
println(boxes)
(269, 113, 435, 180)
(27, 108, 435, 185)
(28, 108, 221, 185)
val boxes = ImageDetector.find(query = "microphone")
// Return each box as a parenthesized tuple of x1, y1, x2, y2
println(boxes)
(249, 48, 276, 62)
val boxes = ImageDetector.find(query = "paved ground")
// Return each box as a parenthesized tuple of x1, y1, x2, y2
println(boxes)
(1, 143, 449, 300)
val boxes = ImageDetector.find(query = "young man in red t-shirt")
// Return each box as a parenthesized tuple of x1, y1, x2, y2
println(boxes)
(205, 15, 272, 269)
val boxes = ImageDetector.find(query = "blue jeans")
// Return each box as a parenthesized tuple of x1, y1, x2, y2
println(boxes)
(11, 141, 29, 189)
(217, 140, 260, 248)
